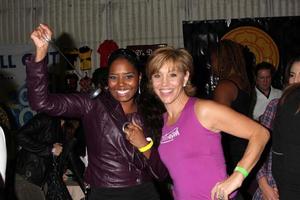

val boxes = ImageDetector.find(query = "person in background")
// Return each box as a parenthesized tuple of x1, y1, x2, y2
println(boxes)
(271, 83, 300, 199)
(0, 103, 18, 200)
(212, 39, 251, 171)
(212, 39, 253, 199)
(64, 73, 79, 93)
(127, 47, 269, 200)
(14, 113, 63, 200)
(252, 62, 282, 121)
(25, 24, 168, 200)
(253, 56, 300, 200)
(91, 67, 108, 90)
(0, 126, 7, 196)
(60, 119, 85, 192)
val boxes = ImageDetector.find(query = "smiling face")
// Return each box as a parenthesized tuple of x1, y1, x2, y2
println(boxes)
(151, 61, 189, 105)
(289, 61, 300, 84)
(108, 58, 140, 105)
(256, 69, 272, 94)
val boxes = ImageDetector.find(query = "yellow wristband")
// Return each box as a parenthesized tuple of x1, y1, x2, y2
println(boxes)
(138, 137, 153, 153)
(234, 166, 249, 178)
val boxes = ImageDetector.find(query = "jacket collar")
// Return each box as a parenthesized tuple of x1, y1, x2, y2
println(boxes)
(99, 91, 128, 133)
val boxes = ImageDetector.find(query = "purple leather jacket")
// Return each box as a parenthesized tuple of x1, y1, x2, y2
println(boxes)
(25, 56, 168, 188)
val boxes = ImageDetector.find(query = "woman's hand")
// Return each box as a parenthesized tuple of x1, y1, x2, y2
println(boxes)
(30, 23, 53, 62)
(211, 172, 243, 200)
(52, 143, 63, 156)
(261, 184, 279, 200)
(124, 120, 148, 149)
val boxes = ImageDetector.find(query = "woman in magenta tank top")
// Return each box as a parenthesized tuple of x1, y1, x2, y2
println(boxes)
(125, 47, 269, 200)
(160, 97, 228, 199)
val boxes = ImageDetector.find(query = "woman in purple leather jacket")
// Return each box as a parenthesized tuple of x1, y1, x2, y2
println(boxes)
(25, 24, 168, 200)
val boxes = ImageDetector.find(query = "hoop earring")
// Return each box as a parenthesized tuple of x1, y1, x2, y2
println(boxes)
(138, 77, 142, 94)
(138, 84, 141, 94)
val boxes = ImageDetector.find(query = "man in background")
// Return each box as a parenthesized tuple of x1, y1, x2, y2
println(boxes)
(252, 62, 282, 120)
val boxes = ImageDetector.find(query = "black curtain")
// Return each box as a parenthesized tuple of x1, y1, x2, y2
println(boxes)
(183, 16, 300, 98)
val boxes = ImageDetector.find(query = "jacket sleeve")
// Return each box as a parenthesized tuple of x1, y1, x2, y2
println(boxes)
(117, 138, 169, 181)
(16, 114, 53, 157)
(122, 140, 168, 180)
(144, 148, 169, 181)
(259, 99, 279, 130)
(25, 56, 91, 118)
(110, 113, 169, 180)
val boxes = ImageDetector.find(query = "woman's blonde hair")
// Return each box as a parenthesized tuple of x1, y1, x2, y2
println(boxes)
(146, 47, 196, 96)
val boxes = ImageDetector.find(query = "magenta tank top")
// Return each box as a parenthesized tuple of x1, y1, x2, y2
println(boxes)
(159, 98, 228, 200)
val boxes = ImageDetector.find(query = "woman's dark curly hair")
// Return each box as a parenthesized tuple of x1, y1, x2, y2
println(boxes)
(138, 87, 165, 146)
(107, 48, 141, 73)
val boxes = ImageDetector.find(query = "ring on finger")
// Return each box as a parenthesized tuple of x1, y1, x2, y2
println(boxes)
(218, 193, 224, 200)
(44, 36, 50, 42)
(122, 122, 130, 133)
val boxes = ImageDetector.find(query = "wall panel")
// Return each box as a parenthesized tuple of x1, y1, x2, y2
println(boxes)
(0, 0, 299, 69)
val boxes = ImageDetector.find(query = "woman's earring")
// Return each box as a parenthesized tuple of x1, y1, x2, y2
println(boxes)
(183, 83, 187, 88)
(138, 78, 142, 94)
(138, 84, 141, 94)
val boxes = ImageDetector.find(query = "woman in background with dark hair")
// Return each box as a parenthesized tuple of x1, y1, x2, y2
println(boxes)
(212, 40, 252, 188)
(25, 24, 168, 200)
(253, 56, 300, 200)
(272, 83, 300, 199)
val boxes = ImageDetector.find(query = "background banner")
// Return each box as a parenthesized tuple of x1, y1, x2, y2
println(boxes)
(0, 44, 59, 127)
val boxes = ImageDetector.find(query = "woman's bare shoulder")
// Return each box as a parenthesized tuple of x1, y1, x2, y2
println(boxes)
(194, 99, 222, 118)
(194, 99, 221, 132)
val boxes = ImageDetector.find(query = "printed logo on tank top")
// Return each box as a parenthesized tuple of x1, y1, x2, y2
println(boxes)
(161, 127, 180, 144)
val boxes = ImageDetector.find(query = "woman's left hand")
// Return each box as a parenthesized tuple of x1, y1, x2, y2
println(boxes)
(211, 172, 244, 200)
(124, 120, 148, 149)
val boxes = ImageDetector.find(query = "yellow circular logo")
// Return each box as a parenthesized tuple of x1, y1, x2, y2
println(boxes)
(222, 26, 279, 69)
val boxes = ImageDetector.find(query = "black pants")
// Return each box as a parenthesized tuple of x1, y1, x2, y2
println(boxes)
(88, 182, 160, 200)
